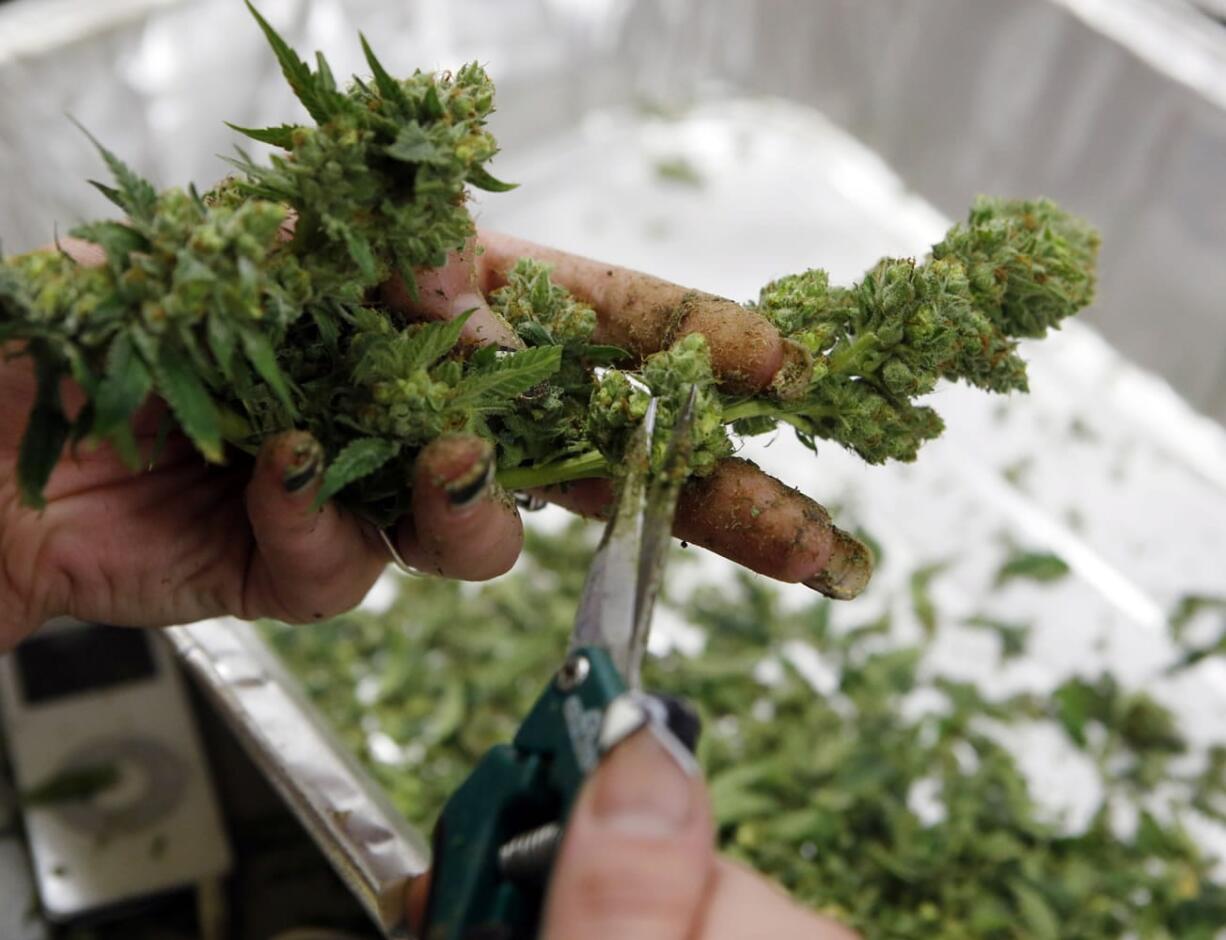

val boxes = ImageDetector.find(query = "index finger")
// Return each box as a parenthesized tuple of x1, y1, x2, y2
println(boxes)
(475, 230, 785, 394)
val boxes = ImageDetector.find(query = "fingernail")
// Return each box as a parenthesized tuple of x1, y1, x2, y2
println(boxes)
(283, 438, 324, 494)
(441, 440, 496, 511)
(591, 729, 693, 837)
(804, 528, 874, 600)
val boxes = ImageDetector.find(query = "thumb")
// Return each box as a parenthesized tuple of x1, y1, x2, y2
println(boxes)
(542, 726, 715, 940)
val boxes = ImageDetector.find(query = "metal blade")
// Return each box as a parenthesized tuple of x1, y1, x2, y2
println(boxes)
(627, 386, 697, 686)
(568, 398, 657, 681)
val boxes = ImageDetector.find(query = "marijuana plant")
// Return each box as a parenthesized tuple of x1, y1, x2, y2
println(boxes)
(0, 6, 1099, 596)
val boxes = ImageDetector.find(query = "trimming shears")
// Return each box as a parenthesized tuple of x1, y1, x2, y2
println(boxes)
(421, 387, 701, 940)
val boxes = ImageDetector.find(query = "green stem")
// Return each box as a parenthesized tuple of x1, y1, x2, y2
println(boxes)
(826, 332, 877, 376)
(497, 449, 610, 490)
(722, 399, 837, 423)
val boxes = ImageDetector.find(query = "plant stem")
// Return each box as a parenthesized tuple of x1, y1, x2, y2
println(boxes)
(497, 449, 610, 490)
(826, 332, 876, 376)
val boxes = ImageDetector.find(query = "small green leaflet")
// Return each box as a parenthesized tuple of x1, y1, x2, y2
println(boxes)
(316, 437, 401, 508)
(342, 228, 377, 281)
(238, 326, 297, 413)
(359, 33, 410, 110)
(70, 118, 158, 223)
(452, 346, 562, 408)
(400, 309, 475, 373)
(467, 165, 517, 193)
(245, 2, 335, 124)
(17, 352, 71, 509)
(153, 343, 224, 462)
(225, 122, 300, 149)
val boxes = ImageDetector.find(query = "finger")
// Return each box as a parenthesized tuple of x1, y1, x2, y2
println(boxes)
(475, 229, 785, 394)
(404, 872, 431, 935)
(542, 727, 714, 940)
(697, 858, 861, 940)
(394, 434, 524, 580)
(242, 430, 386, 621)
(533, 458, 872, 599)
(380, 239, 522, 348)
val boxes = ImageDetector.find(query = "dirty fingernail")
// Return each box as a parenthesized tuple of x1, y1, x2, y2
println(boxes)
(804, 528, 873, 600)
(441, 440, 496, 511)
(591, 729, 693, 838)
(283, 437, 324, 494)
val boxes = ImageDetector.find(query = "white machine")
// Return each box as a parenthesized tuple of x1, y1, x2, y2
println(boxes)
(0, 618, 231, 921)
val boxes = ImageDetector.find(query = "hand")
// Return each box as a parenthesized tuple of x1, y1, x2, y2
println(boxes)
(405, 726, 860, 939)
(0, 233, 863, 650)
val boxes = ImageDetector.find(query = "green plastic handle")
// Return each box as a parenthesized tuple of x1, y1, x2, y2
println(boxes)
(421, 645, 626, 940)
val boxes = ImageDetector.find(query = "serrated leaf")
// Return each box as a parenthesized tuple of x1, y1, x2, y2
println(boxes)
(453, 345, 561, 408)
(17, 352, 70, 509)
(399, 309, 474, 373)
(88, 179, 126, 213)
(239, 326, 296, 413)
(316, 437, 401, 507)
(70, 118, 158, 222)
(225, 122, 300, 149)
(341, 228, 377, 281)
(314, 51, 337, 93)
(153, 343, 223, 462)
(245, 1, 333, 125)
(386, 123, 447, 165)
(467, 164, 517, 193)
(93, 334, 153, 467)
(68, 220, 148, 272)
(359, 33, 410, 110)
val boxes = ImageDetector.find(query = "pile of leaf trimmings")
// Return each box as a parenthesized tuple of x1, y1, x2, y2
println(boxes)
(261, 523, 1226, 939)
(0, 6, 1099, 527)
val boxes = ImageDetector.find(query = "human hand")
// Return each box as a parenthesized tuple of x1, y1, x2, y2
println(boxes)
(405, 725, 859, 939)
(0, 233, 864, 651)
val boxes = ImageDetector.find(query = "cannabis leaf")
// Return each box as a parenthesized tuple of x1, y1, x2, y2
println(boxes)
(17, 352, 71, 509)
(316, 437, 401, 508)
(453, 346, 563, 409)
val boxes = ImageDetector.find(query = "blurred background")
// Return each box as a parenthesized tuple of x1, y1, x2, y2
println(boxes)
(3, 1, 1226, 936)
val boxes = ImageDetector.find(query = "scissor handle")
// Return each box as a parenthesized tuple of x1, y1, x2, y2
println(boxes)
(421, 645, 626, 940)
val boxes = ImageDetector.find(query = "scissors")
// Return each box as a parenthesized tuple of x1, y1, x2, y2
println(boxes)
(421, 387, 702, 940)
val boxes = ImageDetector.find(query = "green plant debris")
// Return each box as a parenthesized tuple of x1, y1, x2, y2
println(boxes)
(0, 7, 1099, 535)
(908, 561, 947, 636)
(1166, 594, 1226, 673)
(994, 549, 1071, 587)
(653, 155, 706, 188)
(263, 523, 1226, 939)
(963, 615, 1032, 661)
(21, 763, 119, 807)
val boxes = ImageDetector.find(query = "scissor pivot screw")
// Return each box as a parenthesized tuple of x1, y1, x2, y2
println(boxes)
(555, 653, 590, 692)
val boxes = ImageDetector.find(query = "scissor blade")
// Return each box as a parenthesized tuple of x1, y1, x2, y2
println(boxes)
(628, 386, 697, 684)
(568, 398, 658, 680)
